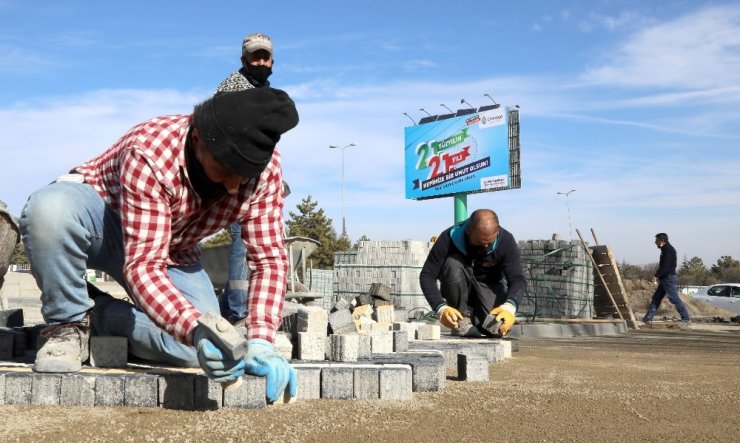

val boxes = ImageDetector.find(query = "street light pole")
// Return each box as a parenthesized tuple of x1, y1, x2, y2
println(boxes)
(329, 143, 357, 237)
(556, 189, 576, 240)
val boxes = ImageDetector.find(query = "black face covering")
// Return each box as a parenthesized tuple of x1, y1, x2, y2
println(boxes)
(244, 64, 272, 87)
(465, 236, 490, 260)
(185, 132, 227, 204)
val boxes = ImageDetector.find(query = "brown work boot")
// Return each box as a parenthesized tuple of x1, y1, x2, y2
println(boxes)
(34, 317, 90, 373)
(451, 317, 482, 338)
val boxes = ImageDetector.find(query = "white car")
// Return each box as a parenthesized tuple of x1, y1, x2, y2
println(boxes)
(692, 283, 740, 315)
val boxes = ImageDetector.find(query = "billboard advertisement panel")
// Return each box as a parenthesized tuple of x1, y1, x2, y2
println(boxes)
(404, 107, 512, 200)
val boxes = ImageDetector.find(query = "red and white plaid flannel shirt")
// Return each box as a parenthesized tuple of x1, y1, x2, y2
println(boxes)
(74, 114, 287, 345)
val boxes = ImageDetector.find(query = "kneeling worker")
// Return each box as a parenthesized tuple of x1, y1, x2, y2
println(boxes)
(20, 87, 299, 403)
(420, 209, 526, 336)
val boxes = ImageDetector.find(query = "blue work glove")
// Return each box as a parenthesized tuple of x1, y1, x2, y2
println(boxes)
(244, 338, 297, 403)
(193, 327, 247, 384)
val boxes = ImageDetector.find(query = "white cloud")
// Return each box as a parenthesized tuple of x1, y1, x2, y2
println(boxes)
(403, 60, 437, 71)
(583, 5, 740, 89)
(0, 89, 202, 216)
(0, 45, 54, 73)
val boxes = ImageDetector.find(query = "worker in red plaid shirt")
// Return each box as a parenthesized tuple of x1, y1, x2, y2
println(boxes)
(20, 87, 299, 403)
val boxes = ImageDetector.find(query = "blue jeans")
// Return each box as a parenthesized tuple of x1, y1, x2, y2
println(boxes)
(219, 222, 249, 323)
(20, 181, 220, 367)
(645, 274, 690, 321)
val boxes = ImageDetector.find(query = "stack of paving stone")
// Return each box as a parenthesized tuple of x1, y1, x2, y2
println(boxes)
(280, 297, 451, 400)
(517, 238, 595, 318)
(333, 240, 434, 315)
(280, 297, 512, 399)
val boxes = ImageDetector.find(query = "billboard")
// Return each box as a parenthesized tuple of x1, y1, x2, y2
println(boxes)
(404, 106, 519, 200)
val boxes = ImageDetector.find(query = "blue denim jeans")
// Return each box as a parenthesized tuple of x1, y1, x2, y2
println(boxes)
(20, 181, 219, 367)
(645, 274, 690, 321)
(219, 222, 249, 323)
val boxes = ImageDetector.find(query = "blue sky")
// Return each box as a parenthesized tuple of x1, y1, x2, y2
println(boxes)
(1, 0, 738, 266)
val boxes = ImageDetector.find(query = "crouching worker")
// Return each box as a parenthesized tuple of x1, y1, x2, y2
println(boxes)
(420, 209, 526, 337)
(20, 88, 299, 403)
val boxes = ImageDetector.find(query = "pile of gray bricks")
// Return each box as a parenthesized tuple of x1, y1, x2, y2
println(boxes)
(517, 238, 595, 319)
(333, 240, 434, 317)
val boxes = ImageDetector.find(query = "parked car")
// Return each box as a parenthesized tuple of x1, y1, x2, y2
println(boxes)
(692, 283, 740, 315)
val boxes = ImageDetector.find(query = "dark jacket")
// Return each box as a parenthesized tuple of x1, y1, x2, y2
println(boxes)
(655, 242, 677, 279)
(419, 220, 526, 311)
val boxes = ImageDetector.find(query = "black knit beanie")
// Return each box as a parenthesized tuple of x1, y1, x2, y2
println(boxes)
(193, 88, 299, 177)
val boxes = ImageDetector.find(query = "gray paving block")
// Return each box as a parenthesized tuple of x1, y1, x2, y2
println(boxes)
(373, 305, 394, 324)
(392, 322, 418, 341)
(457, 353, 489, 381)
(370, 331, 393, 354)
(0, 309, 24, 328)
(353, 367, 380, 400)
(293, 365, 321, 399)
(379, 365, 412, 400)
(1, 328, 26, 358)
(95, 375, 125, 407)
(330, 334, 359, 362)
(416, 324, 440, 340)
(393, 308, 408, 323)
(0, 309, 24, 327)
(60, 374, 96, 406)
(409, 338, 510, 371)
(355, 293, 372, 306)
(332, 298, 350, 312)
(31, 373, 61, 406)
(369, 283, 391, 301)
(158, 373, 194, 410)
(393, 331, 409, 352)
(89, 336, 128, 368)
(124, 374, 158, 408)
(296, 306, 328, 334)
(298, 332, 325, 361)
(4, 372, 31, 405)
(275, 331, 294, 360)
(328, 309, 356, 334)
(194, 375, 222, 410)
(321, 366, 354, 399)
(0, 334, 13, 359)
(357, 334, 372, 359)
(370, 351, 446, 392)
(223, 375, 266, 409)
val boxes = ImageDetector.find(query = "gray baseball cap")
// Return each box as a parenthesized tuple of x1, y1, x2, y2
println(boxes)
(242, 32, 273, 57)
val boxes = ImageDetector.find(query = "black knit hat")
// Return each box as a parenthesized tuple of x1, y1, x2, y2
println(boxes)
(193, 87, 299, 177)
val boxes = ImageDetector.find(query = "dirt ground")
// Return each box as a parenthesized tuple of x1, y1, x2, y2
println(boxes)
(1, 326, 738, 442)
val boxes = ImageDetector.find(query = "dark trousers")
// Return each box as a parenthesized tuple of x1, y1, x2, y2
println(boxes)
(440, 252, 507, 328)
(645, 274, 690, 321)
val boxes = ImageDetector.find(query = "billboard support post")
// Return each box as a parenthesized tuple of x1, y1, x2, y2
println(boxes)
(454, 192, 467, 224)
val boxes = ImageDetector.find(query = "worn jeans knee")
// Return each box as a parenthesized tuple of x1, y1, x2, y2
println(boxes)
(20, 182, 107, 323)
